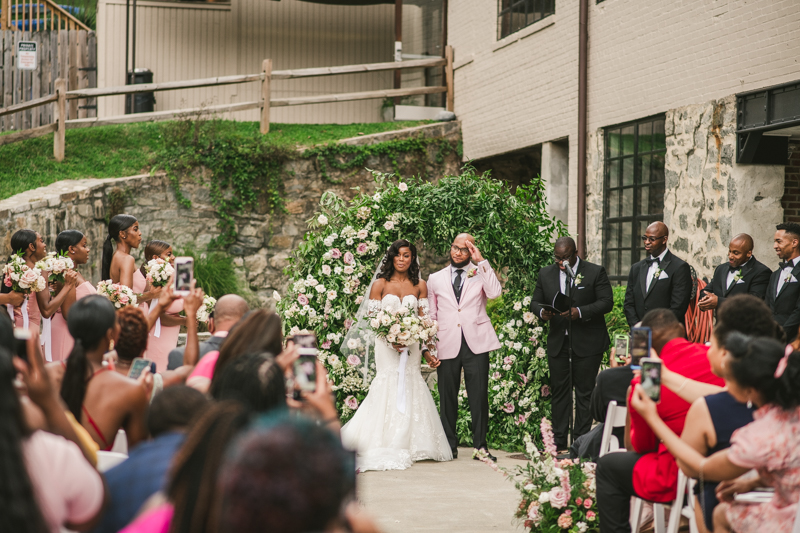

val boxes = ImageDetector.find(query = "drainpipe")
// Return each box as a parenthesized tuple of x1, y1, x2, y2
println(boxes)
(577, 0, 588, 257)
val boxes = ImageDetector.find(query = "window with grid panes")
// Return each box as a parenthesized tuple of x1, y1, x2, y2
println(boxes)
(603, 116, 666, 284)
(498, 0, 555, 40)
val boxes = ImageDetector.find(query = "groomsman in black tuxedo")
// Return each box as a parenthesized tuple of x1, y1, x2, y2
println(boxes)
(623, 222, 692, 327)
(698, 233, 772, 312)
(766, 222, 800, 342)
(530, 237, 613, 453)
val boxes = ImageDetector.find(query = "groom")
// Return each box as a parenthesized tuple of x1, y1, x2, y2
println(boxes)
(427, 233, 502, 461)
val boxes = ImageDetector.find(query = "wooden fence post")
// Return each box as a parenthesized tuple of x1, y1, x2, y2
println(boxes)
(445, 45, 454, 113)
(54, 78, 66, 161)
(260, 59, 272, 134)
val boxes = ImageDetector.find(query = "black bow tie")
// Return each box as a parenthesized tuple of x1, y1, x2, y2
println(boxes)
(729, 265, 742, 274)
(645, 257, 660, 266)
(780, 261, 794, 270)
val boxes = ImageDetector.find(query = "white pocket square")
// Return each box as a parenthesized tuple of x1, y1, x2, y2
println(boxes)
(736, 279, 745, 285)
(577, 286, 585, 290)
(658, 271, 669, 280)
(791, 276, 798, 283)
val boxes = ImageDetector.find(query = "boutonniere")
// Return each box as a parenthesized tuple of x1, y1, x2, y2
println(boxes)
(653, 268, 662, 280)
(467, 267, 478, 278)
(785, 272, 794, 283)
(733, 272, 744, 283)
(574, 273, 584, 286)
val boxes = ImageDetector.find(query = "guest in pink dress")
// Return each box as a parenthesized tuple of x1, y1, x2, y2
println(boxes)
(140, 241, 186, 372)
(50, 230, 98, 362)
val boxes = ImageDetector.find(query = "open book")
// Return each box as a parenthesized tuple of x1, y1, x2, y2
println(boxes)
(539, 292, 570, 314)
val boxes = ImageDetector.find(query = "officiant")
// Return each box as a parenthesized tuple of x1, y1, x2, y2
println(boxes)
(530, 237, 613, 454)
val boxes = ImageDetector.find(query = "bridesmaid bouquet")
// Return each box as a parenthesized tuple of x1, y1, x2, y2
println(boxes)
(35, 251, 74, 283)
(144, 258, 175, 288)
(3, 253, 47, 293)
(368, 303, 438, 347)
(196, 295, 216, 323)
(96, 280, 138, 308)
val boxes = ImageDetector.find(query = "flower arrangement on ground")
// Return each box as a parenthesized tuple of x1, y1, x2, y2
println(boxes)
(196, 295, 216, 323)
(368, 300, 438, 348)
(96, 280, 138, 308)
(475, 418, 599, 532)
(144, 258, 175, 288)
(35, 251, 74, 283)
(3, 252, 47, 293)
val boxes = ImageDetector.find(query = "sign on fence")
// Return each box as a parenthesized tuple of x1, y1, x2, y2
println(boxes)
(17, 41, 37, 70)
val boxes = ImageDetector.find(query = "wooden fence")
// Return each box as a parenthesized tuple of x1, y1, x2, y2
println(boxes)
(0, 46, 453, 162)
(0, 29, 96, 131)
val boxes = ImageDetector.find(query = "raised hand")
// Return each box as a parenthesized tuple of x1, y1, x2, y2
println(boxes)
(466, 240, 484, 263)
(181, 281, 205, 318)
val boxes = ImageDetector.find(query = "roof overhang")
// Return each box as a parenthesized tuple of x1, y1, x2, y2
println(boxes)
(736, 80, 800, 164)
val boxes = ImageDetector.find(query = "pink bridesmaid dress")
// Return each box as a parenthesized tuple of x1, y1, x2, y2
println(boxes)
(133, 269, 149, 316)
(147, 298, 183, 372)
(13, 291, 41, 329)
(50, 281, 98, 362)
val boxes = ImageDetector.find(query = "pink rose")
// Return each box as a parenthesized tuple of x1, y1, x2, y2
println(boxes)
(344, 318, 354, 330)
(119, 295, 129, 304)
(502, 402, 515, 413)
(343, 252, 355, 265)
(146, 274, 153, 282)
(298, 294, 309, 305)
(330, 248, 342, 259)
(584, 498, 593, 509)
(344, 395, 358, 410)
(356, 243, 368, 255)
(492, 372, 501, 379)
(321, 340, 332, 350)
(586, 511, 596, 521)
(541, 385, 551, 397)
(556, 512, 572, 529)
(548, 487, 569, 509)
(20, 270, 38, 286)
(4, 276, 11, 287)
(346, 354, 361, 366)
(503, 356, 513, 365)
(575, 497, 583, 506)
(518, 372, 528, 384)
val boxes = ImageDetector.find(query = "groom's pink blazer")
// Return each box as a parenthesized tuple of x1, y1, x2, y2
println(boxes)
(428, 261, 502, 360)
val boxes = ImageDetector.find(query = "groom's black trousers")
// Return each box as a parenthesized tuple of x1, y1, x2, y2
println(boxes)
(438, 333, 489, 451)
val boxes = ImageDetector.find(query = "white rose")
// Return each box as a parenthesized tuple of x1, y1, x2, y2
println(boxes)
(347, 338, 361, 350)
(357, 229, 369, 239)
(398, 182, 408, 192)
(343, 266, 354, 275)
(383, 220, 394, 231)
(522, 312, 535, 324)
(317, 214, 329, 225)
(323, 236, 335, 247)
(538, 492, 551, 503)
(315, 284, 326, 293)
(536, 347, 546, 358)
(523, 296, 532, 306)
(272, 291, 281, 302)
(327, 290, 337, 301)
(513, 302, 522, 311)
(513, 342, 522, 351)
(380, 315, 392, 326)
(322, 265, 332, 276)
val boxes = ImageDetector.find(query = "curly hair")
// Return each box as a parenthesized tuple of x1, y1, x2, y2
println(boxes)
(115, 306, 149, 362)
(376, 239, 419, 285)
(713, 294, 784, 346)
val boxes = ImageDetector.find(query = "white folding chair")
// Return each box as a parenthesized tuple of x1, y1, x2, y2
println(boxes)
(110, 429, 128, 455)
(631, 498, 666, 533)
(599, 400, 628, 457)
(96, 451, 128, 472)
(666, 470, 700, 533)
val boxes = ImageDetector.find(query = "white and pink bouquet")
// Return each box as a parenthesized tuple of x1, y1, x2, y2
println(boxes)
(196, 295, 216, 323)
(144, 258, 174, 288)
(96, 280, 138, 308)
(3, 252, 47, 293)
(368, 301, 438, 347)
(35, 251, 74, 283)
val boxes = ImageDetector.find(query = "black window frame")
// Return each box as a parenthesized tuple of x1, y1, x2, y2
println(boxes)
(602, 114, 667, 284)
(497, 0, 555, 40)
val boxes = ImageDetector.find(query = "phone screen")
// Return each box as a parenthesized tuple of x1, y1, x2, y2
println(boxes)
(128, 358, 154, 379)
(292, 333, 318, 392)
(13, 328, 31, 363)
(640, 359, 662, 402)
(174, 258, 194, 294)
(630, 327, 651, 369)
(614, 334, 629, 362)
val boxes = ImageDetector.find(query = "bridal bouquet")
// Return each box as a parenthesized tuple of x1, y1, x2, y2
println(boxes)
(196, 295, 216, 323)
(368, 302, 438, 347)
(96, 280, 138, 308)
(475, 418, 599, 532)
(3, 253, 47, 293)
(35, 251, 74, 283)
(144, 258, 174, 288)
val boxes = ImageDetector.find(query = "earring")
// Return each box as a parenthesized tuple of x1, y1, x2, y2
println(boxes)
(746, 399, 753, 409)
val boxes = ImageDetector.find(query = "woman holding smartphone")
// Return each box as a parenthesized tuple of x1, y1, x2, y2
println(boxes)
(140, 241, 185, 372)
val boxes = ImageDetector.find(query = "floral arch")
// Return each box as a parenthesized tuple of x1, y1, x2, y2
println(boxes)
(276, 167, 566, 449)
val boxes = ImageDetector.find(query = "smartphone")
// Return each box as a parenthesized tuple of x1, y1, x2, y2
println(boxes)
(613, 334, 630, 363)
(128, 357, 155, 379)
(174, 257, 194, 296)
(630, 327, 651, 370)
(640, 358, 662, 403)
(13, 328, 32, 363)
(292, 333, 318, 393)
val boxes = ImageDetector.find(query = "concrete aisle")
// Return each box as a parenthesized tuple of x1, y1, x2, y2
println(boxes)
(357, 448, 527, 533)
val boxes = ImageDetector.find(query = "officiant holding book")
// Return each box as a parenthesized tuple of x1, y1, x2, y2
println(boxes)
(530, 237, 614, 454)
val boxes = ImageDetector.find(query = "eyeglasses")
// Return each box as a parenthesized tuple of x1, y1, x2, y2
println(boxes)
(450, 244, 470, 255)
(641, 235, 666, 243)
(553, 252, 575, 263)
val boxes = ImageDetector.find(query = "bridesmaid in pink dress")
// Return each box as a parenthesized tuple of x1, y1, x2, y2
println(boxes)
(50, 230, 98, 362)
(140, 241, 186, 372)
(3, 230, 77, 359)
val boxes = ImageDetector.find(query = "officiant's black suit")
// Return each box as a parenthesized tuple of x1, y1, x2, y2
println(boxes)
(699, 258, 772, 308)
(623, 251, 692, 328)
(530, 260, 613, 449)
(766, 261, 800, 342)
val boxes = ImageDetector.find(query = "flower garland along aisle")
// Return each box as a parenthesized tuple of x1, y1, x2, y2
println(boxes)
(475, 418, 599, 532)
(276, 167, 565, 450)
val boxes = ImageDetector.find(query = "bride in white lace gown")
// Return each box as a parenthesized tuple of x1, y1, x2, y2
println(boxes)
(340, 241, 453, 472)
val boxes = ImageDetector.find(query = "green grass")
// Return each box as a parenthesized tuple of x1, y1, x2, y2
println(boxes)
(0, 119, 430, 200)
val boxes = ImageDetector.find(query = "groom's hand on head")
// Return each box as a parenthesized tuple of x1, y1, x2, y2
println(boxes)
(466, 240, 484, 263)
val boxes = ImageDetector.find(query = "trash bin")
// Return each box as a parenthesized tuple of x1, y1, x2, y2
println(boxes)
(125, 68, 156, 114)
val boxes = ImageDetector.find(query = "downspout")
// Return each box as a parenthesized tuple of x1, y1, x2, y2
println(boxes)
(577, 0, 588, 257)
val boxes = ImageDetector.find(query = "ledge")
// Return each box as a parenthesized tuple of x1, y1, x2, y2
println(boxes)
(492, 16, 556, 53)
(335, 120, 461, 147)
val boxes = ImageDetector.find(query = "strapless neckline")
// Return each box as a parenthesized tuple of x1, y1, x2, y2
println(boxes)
(381, 294, 419, 306)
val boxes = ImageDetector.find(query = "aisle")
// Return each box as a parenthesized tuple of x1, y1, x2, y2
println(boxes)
(356, 447, 527, 533)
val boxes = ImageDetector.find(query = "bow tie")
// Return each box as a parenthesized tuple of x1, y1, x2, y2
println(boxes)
(780, 261, 795, 270)
(645, 257, 660, 266)
(728, 265, 742, 274)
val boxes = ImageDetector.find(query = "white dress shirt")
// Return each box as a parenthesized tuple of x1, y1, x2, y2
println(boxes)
(776, 256, 800, 295)
(726, 259, 750, 290)
(645, 248, 669, 292)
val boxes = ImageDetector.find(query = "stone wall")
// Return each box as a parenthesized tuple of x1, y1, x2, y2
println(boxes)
(0, 122, 462, 306)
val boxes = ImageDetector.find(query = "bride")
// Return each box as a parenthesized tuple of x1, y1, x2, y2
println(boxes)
(340, 239, 453, 471)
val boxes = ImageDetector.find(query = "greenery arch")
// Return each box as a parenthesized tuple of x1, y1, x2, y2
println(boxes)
(276, 166, 566, 449)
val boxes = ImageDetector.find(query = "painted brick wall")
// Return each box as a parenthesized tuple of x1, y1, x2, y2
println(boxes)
(783, 141, 800, 223)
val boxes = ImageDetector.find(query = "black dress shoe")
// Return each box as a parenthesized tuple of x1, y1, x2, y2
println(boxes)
(451, 448, 458, 459)
(474, 448, 497, 462)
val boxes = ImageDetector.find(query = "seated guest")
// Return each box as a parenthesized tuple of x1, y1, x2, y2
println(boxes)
(2, 347, 105, 533)
(698, 234, 772, 312)
(167, 294, 250, 370)
(60, 295, 151, 449)
(91, 386, 208, 533)
(766, 222, 800, 341)
(211, 352, 293, 414)
(596, 308, 725, 533)
(630, 334, 800, 533)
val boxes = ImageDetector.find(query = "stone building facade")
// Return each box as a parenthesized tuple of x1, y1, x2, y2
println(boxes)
(0, 122, 461, 305)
